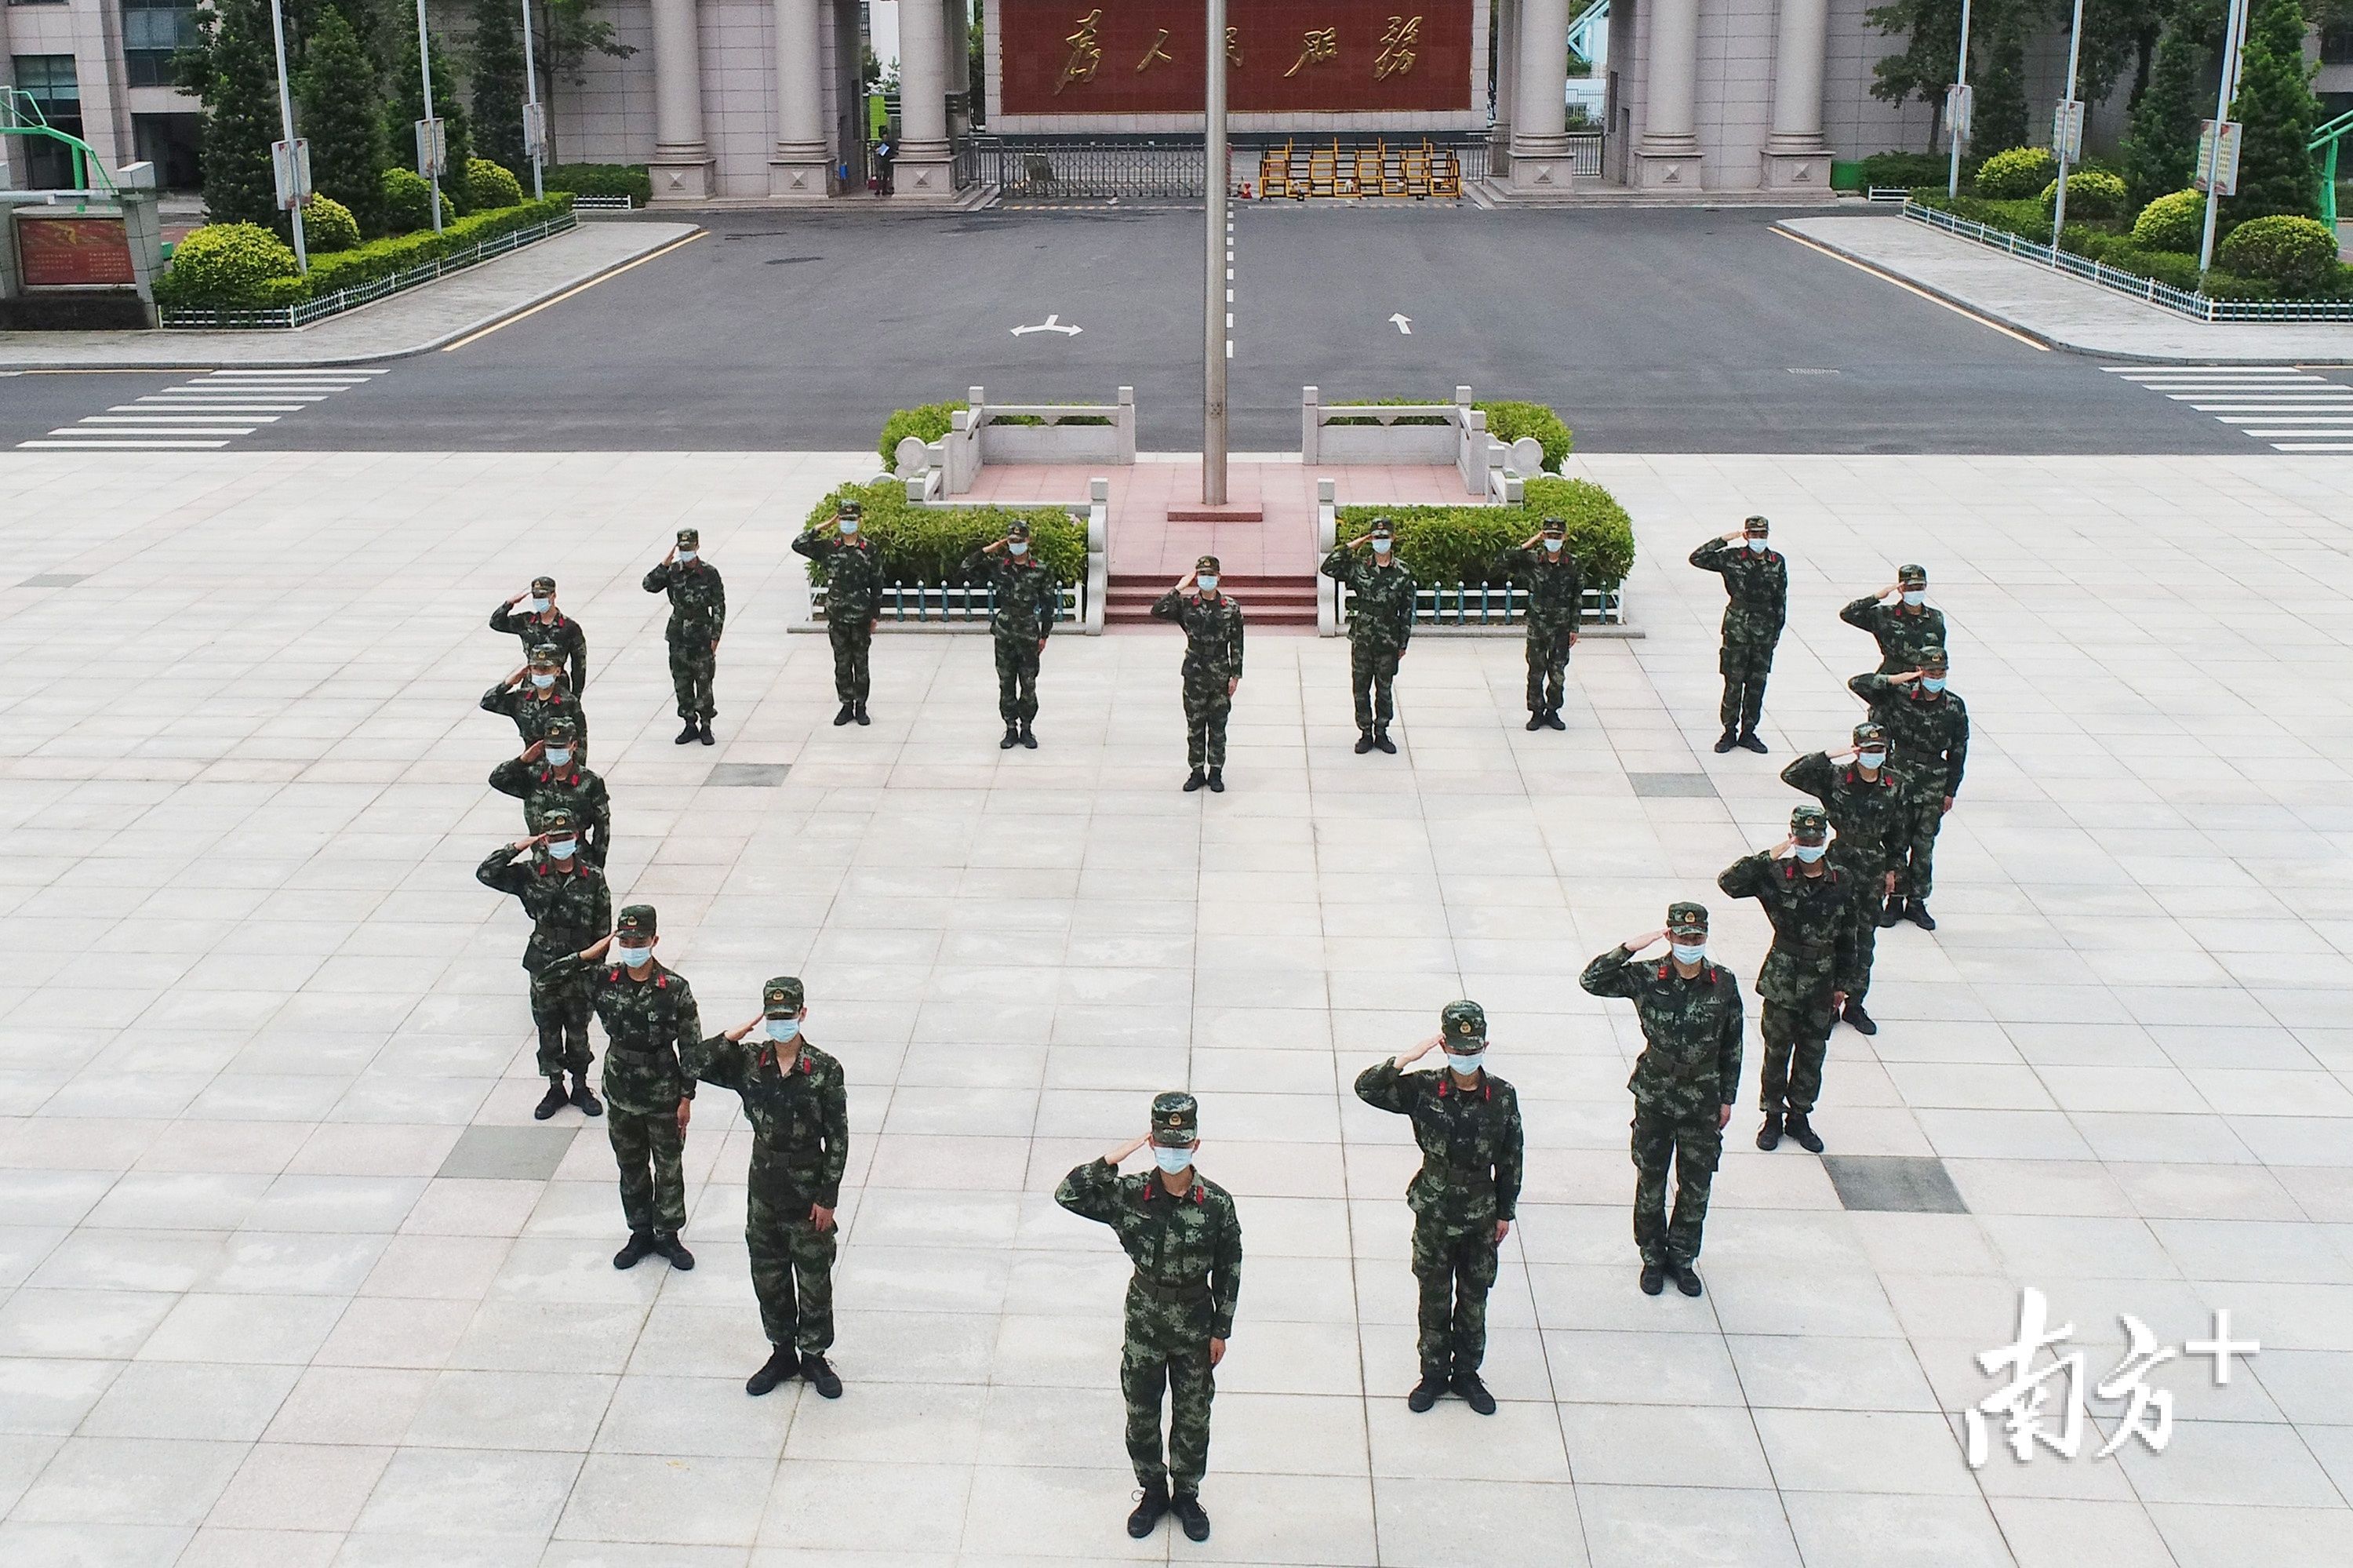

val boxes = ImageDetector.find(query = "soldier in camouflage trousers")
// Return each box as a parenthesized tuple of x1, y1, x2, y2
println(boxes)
(1498, 517, 1584, 730)
(1580, 904, 1745, 1298)
(1719, 806, 1857, 1155)
(1322, 515, 1417, 754)
(961, 518, 1062, 749)
(482, 643, 588, 750)
(643, 527, 726, 745)
(1781, 721, 1911, 1036)
(1151, 554, 1246, 793)
(1841, 564, 1947, 675)
(487, 718, 610, 867)
(1354, 999, 1524, 1414)
(793, 500, 882, 726)
(475, 808, 610, 1122)
(1689, 515, 1787, 755)
(689, 977, 850, 1400)
(1849, 645, 1968, 932)
(491, 575, 588, 694)
(1056, 1091, 1242, 1545)
(540, 904, 701, 1271)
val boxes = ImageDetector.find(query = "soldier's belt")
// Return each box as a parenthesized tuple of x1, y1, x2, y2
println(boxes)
(603, 1041, 677, 1059)
(1129, 1274, 1213, 1304)
(1421, 1159, 1494, 1184)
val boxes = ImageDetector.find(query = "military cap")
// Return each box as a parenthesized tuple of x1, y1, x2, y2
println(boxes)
(836, 500, 862, 521)
(1918, 644, 1949, 671)
(539, 806, 576, 834)
(1667, 901, 1709, 936)
(1744, 515, 1770, 534)
(1897, 563, 1927, 586)
(1540, 516, 1566, 534)
(1440, 999, 1487, 1046)
(677, 528, 700, 548)
(543, 715, 579, 742)
(1150, 1090, 1199, 1148)
(1006, 518, 1032, 540)
(531, 574, 555, 594)
(1790, 804, 1831, 842)
(616, 904, 656, 936)
(529, 642, 562, 666)
(1368, 515, 1396, 536)
(1197, 555, 1220, 573)
(1853, 720, 1886, 748)
(763, 977, 806, 1016)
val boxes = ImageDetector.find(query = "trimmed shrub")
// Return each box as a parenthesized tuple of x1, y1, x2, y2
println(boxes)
(380, 167, 433, 234)
(2131, 188, 2207, 252)
(802, 479, 1088, 590)
(296, 196, 575, 299)
(300, 195, 362, 253)
(151, 222, 297, 307)
(1973, 146, 2057, 199)
(2217, 215, 2341, 290)
(1336, 475, 1635, 592)
(464, 157, 525, 212)
(1478, 401, 1574, 471)
(546, 163, 653, 206)
(2039, 169, 2126, 220)
(159, 197, 575, 307)
(1860, 151, 1951, 189)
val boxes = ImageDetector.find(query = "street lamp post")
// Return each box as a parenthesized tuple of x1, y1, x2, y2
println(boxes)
(1945, 0, 1971, 201)
(416, 0, 445, 232)
(2198, 0, 2252, 275)
(1202, 0, 1228, 506)
(266, 0, 307, 271)
(521, 0, 545, 202)
(2048, 0, 2086, 250)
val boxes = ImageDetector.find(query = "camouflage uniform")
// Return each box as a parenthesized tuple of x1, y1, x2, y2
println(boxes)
(1580, 908, 1745, 1272)
(794, 507, 883, 711)
(687, 978, 849, 1355)
(643, 529, 726, 722)
(1055, 1093, 1242, 1501)
(475, 820, 610, 1081)
(1689, 520, 1787, 744)
(961, 524, 1062, 733)
(1321, 524, 1417, 744)
(540, 905, 701, 1239)
(487, 722, 610, 867)
(1718, 808, 1856, 1128)
(1499, 528, 1584, 721)
(1353, 1002, 1523, 1382)
(1849, 653, 1969, 911)
(1780, 724, 1911, 1006)
(1150, 555, 1246, 773)
(1841, 566, 1947, 675)
(481, 648, 588, 749)
(490, 578, 588, 693)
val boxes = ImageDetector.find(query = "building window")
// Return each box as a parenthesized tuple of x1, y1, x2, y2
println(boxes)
(2326, 24, 2353, 65)
(122, 0, 198, 89)
(10, 54, 84, 187)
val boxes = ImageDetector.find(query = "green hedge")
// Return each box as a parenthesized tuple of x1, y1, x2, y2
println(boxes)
(874, 400, 1108, 466)
(547, 163, 653, 205)
(465, 157, 525, 211)
(1975, 146, 2058, 198)
(1860, 151, 1955, 189)
(151, 223, 297, 308)
(1909, 189, 2315, 300)
(158, 197, 576, 308)
(2040, 169, 2127, 220)
(2132, 188, 2206, 251)
(2217, 215, 2341, 290)
(1336, 475, 1634, 591)
(381, 168, 435, 234)
(302, 195, 362, 253)
(1329, 398, 1575, 470)
(804, 478, 1089, 589)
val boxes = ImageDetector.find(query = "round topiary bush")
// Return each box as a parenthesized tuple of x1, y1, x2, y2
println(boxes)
(2217, 215, 2342, 292)
(465, 157, 524, 211)
(300, 194, 361, 253)
(160, 223, 299, 306)
(1478, 400, 1574, 471)
(2132, 189, 2208, 253)
(1975, 146, 2059, 199)
(380, 167, 433, 234)
(2040, 169, 2127, 220)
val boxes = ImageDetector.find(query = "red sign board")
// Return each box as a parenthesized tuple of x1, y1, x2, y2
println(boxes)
(16, 216, 138, 288)
(1000, 0, 1474, 115)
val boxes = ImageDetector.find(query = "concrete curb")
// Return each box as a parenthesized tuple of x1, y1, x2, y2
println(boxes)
(0, 222, 700, 372)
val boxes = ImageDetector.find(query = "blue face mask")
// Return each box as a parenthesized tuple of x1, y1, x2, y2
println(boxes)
(1372, 538, 1393, 555)
(544, 746, 573, 768)
(546, 838, 576, 860)
(616, 941, 653, 967)
(1921, 677, 1947, 693)
(1856, 750, 1885, 770)
(677, 549, 697, 563)
(1544, 537, 1563, 552)
(765, 1017, 800, 1043)
(1746, 537, 1768, 552)
(839, 518, 859, 535)
(1671, 941, 1707, 965)
(1443, 1051, 1485, 1075)
(1793, 842, 1827, 864)
(1902, 590, 1925, 606)
(1197, 575, 1219, 592)
(1008, 540, 1028, 557)
(1151, 1144, 1193, 1174)
(529, 671, 556, 689)
(529, 598, 550, 613)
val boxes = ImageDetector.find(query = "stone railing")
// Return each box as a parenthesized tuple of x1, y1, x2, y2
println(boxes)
(1300, 384, 1538, 499)
(897, 385, 1137, 497)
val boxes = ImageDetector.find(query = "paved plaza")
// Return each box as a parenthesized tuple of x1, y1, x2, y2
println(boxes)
(1, 449, 2350, 1566)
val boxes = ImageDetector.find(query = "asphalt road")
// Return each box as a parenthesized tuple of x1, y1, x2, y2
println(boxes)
(0, 206, 2291, 453)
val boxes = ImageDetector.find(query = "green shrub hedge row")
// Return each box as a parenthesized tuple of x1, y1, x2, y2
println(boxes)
(546, 164, 653, 205)
(155, 196, 577, 309)
(1973, 146, 2059, 199)
(1907, 187, 2329, 300)
(1326, 398, 1576, 471)
(803, 479, 1089, 590)
(1336, 475, 1635, 591)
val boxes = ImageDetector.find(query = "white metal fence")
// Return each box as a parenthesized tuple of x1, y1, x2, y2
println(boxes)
(812, 580, 1086, 626)
(161, 211, 579, 331)
(1342, 583, 1628, 628)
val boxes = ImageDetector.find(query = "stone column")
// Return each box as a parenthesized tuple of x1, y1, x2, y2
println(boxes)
(1761, 0, 1832, 190)
(1491, 0, 1518, 171)
(1507, 0, 1572, 194)
(769, 0, 831, 198)
(648, 0, 714, 201)
(893, 0, 957, 198)
(946, 0, 973, 137)
(1631, 0, 1702, 191)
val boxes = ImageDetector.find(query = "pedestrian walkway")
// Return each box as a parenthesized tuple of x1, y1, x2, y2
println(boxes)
(16, 368, 387, 450)
(2101, 364, 2353, 452)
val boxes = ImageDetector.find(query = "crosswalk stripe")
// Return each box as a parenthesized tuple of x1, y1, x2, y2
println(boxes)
(2106, 362, 2353, 454)
(50, 424, 257, 436)
(81, 414, 280, 424)
(22, 366, 383, 449)
(17, 439, 231, 449)
(2268, 442, 2353, 451)
(2215, 415, 2353, 424)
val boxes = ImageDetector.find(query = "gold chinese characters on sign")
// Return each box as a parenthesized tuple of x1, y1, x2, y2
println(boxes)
(1058, 9, 1104, 93)
(1136, 27, 1173, 71)
(1376, 14, 1421, 78)
(1285, 26, 1340, 78)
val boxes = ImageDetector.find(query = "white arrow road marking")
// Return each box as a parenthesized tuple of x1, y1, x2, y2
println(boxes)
(1389, 314, 1413, 335)
(1011, 314, 1084, 337)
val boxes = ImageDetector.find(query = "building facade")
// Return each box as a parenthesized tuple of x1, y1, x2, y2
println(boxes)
(1, 0, 199, 190)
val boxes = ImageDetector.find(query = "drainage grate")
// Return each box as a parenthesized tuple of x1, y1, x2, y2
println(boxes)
(436, 1125, 578, 1181)
(1628, 773, 1718, 799)
(706, 763, 791, 787)
(1821, 1154, 1969, 1213)
(17, 573, 88, 588)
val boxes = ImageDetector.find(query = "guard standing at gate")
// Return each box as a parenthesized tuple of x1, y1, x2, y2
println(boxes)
(1151, 555, 1246, 793)
(794, 500, 882, 726)
(1689, 515, 1787, 755)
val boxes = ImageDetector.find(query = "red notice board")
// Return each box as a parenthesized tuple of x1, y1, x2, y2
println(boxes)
(999, 0, 1475, 115)
(16, 215, 138, 288)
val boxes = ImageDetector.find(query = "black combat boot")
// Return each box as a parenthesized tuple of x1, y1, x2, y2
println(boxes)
(834, 704, 855, 726)
(1878, 897, 1907, 928)
(1640, 1261, 1666, 1296)
(1373, 729, 1397, 754)
(569, 1074, 602, 1117)
(698, 718, 715, 746)
(853, 701, 870, 726)
(1737, 730, 1767, 755)
(1184, 768, 1206, 792)
(1543, 709, 1566, 731)
(674, 720, 699, 745)
(1843, 999, 1878, 1035)
(1784, 1112, 1825, 1154)
(1756, 1111, 1784, 1151)
(1001, 725, 1020, 749)
(1906, 900, 1937, 931)
(1019, 722, 1038, 749)
(613, 1231, 656, 1269)
(745, 1345, 798, 1396)
(1169, 1491, 1211, 1542)
(1126, 1478, 1169, 1538)
(1453, 1370, 1497, 1415)
(1526, 712, 1545, 731)
(1355, 732, 1377, 755)
(533, 1078, 568, 1121)
(800, 1352, 842, 1399)
(1206, 769, 1224, 793)
(1714, 728, 1739, 754)
(1671, 1262, 1704, 1297)
(1407, 1364, 1449, 1412)
(652, 1232, 695, 1270)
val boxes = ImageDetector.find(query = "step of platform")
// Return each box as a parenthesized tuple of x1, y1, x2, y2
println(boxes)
(1105, 574, 1319, 627)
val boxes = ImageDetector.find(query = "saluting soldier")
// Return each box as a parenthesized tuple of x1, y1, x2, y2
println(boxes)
(475, 808, 609, 1122)
(540, 904, 701, 1271)
(1353, 1000, 1523, 1413)
(1849, 645, 1969, 932)
(1580, 905, 1744, 1298)
(643, 527, 726, 746)
(1842, 564, 1947, 675)
(482, 642, 588, 750)
(1781, 721, 1909, 1035)
(1056, 1092, 1242, 1544)
(1151, 555, 1246, 793)
(793, 499, 882, 727)
(690, 977, 849, 1400)
(1719, 805, 1854, 1155)
(492, 575, 587, 694)
(1689, 515, 1787, 755)
(1499, 516, 1583, 732)
(962, 518, 1062, 749)
(488, 717, 610, 867)
(1320, 515, 1417, 755)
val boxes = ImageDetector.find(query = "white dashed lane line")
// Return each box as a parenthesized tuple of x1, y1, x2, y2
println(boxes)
(17, 367, 388, 449)
(2103, 363, 2353, 452)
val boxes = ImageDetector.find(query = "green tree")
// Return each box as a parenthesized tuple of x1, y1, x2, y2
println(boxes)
(2227, 0, 2322, 223)
(181, 0, 282, 227)
(471, 0, 528, 175)
(298, 6, 389, 233)
(1865, 0, 2148, 151)
(968, 1, 985, 126)
(389, 27, 475, 201)
(1973, 6, 2030, 155)
(2124, 0, 2217, 209)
